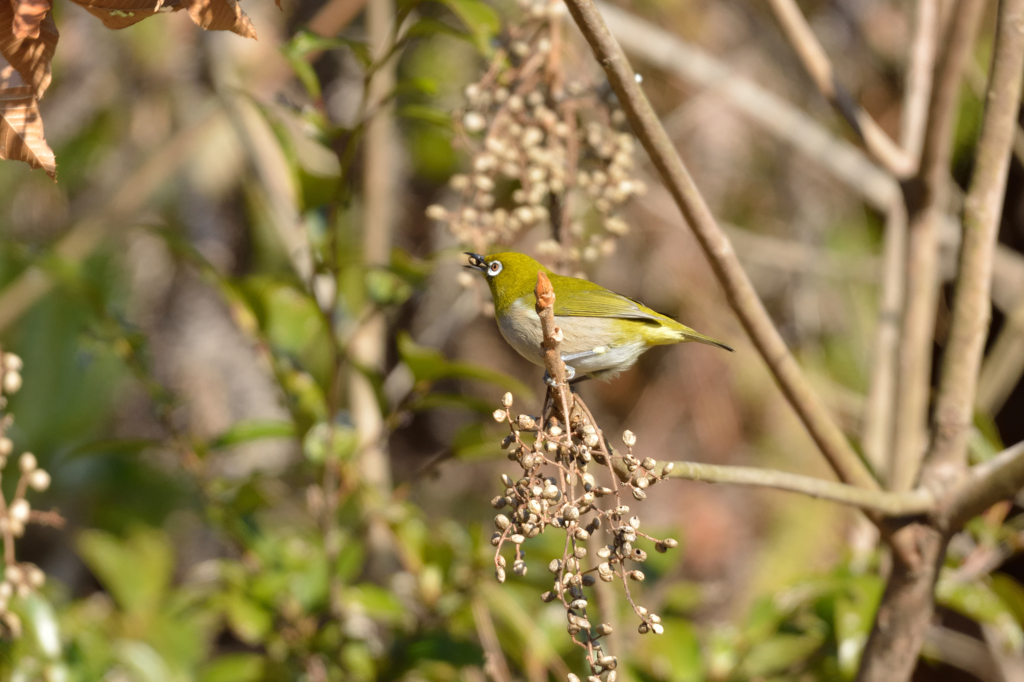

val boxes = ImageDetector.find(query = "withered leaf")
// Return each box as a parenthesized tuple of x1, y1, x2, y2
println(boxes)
(182, 0, 256, 39)
(0, 60, 56, 178)
(0, 0, 58, 97)
(64, 0, 184, 30)
(12, 0, 51, 40)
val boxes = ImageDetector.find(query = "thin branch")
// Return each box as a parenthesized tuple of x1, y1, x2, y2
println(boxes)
(862, 202, 908, 479)
(976, 299, 1024, 414)
(535, 272, 571, 423)
(471, 593, 513, 682)
(765, 0, 917, 177)
(927, 0, 1024, 487)
(561, 0, 879, 491)
(596, 1, 898, 211)
(901, 0, 940, 163)
(890, 0, 988, 492)
(667, 461, 934, 516)
(942, 441, 1024, 529)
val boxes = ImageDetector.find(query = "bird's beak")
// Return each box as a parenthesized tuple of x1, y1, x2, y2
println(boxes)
(464, 252, 487, 272)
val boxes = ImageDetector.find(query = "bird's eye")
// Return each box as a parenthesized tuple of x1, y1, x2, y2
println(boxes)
(488, 261, 503, 276)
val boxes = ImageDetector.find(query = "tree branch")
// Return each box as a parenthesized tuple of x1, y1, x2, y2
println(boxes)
(534, 272, 571, 423)
(596, 1, 898, 211)
(890, 0, 987, 491)
(765, 0, 917, 177)
(561, 0, 879, 492)
(927, 0, 1024, 488)
(942, 441, 1024, 529)
(667, 461, 934, 516)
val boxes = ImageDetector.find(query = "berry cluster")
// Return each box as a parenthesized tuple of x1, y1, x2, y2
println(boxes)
(490, 391, 676, 681)
(426, 0, 646, 269)
(0, 351, 57, 637)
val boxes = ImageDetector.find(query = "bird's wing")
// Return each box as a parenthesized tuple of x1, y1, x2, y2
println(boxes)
(552, 285, 662, 322)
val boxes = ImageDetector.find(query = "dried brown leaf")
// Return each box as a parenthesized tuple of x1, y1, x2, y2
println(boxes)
(182, 0, 256, 39)
(64, 0, 184, 30)
(0, 0, 57, 97)
(0, 60, 56, 178)
(12, 0, 51, 40)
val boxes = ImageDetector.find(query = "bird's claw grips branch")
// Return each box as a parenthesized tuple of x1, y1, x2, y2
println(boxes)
(485, 272, 683, 681)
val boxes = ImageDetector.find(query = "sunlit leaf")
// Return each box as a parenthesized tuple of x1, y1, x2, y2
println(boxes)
(432, 0, 499, 53)
(22, 593, 61, 659)
(223, 592, 272, 645)
(200, 653, 265, 682)
(303, 421, 359, 463)
(399, 104, 452, 128)
(365, 268, 413, 306)
(208, 419, 295, 450)
(77, 527, 173, 617)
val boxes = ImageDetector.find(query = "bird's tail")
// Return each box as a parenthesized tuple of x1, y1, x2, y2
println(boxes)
(676, 326, 735, 352)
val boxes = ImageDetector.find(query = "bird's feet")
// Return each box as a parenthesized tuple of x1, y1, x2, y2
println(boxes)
(544, 365, 576, 387)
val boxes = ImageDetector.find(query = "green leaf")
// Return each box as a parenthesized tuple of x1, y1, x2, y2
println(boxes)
(937, 576, 1024, 650)
(406, 392, 494, 414)
(432, 0, 499, 53)
(396, 332, 533, 398)
(208, 420, 295, 450)
(399, 104, 453, 128)
(223, 593, 273, 645)
(77, 527, 173, 617)
(200, 654, 265, 682)
(22, 594, 61, 660)
(399, 16, 470, 43)
(366, 268, 414, 306)
(303, 421, 359, 464)
(740, 632, 825, 677)
(114, 640, 176, 682)
(452, 422, 498, 460)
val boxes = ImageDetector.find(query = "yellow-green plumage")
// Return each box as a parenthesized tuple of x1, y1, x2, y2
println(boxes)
(467, 251, 732, 381)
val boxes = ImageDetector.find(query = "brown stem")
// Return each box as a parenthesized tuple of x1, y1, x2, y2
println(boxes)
(535, 272, 572, 423)
(667, 461, 934, 516)
(890, 0, 987, 492)
(941, 441, 1024, 529)
(765, 0, 917, 177)
(560, 0, 878, 491)
(927, 0, 1024, 489)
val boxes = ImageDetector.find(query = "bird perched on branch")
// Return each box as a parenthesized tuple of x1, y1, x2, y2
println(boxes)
(465, 251, 733, 382)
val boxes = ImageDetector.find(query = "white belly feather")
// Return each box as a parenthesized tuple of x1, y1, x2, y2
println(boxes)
(496, 300, 649, 378)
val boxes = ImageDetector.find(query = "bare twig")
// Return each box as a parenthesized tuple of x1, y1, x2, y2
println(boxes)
(859, 3, 1024, 680)
(976, 300, 1024, 414)
(927, 0, 1024, 488)
(901, 0, 940, 163)
(667, 461, 934, 515)
(562, 0, 879, 491)
(765, 0, 917, 177)
(942, 441, 1024, 529)
(471, 593, 512, 682)
(890, 0, 987, 492)
(596, 1, 898, 211)
(534, 272, 571, 423)
(862, 202, 908, 479)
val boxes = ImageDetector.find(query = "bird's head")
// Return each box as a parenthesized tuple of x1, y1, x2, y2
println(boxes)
(465, 251, 549, 311)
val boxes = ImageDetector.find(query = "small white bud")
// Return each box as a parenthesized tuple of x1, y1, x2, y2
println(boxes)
(622, 430, 636, 446)
(501, 393, 513, 408)
(19, 453, 36, 473)
(2, 354, 22, 372)
(0, 438, 11, 456)
(425, 204, 447, 221)
(493, 409, 507, 422)
(29, 470, 50, 492)
(4, 565, 23, 585)
(3, 372, 21, 394)
(9, 500, 29, 523)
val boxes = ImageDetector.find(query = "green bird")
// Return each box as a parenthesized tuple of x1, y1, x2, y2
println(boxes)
(465, 251, 733, 382)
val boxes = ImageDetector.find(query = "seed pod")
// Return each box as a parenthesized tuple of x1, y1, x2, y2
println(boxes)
(629, 570, 645, 582)
(641, 457, 656, 470)
(490, 532, 502, 547)
(509, 534, 525, 544)
(562, 505, 580, 521)
(622, 430, 636, 446)
(582, 575, 596, 586)
(495, 514, 511, 530)
(638, 622, 649, 634)
(632, 488, 647, 501)
(502, 392, 513, 408)
(542, 591, 557, 602)
(597, 623, 613, 636)
(663, 538, 679, 549)
(574, 528, 590, 541)
(517, 415, 537, 430)
(629, 516, 640, 529)
(495, 567, 506, 583)
(570, 599, 588, 610)
(548, 425, 563, 437)
(661, 462, 675, 476)
(651, 623, 665, 634)
(598, 656, 616, 668)
(513, 560, 527, 576)
(549, 559, 562, 574)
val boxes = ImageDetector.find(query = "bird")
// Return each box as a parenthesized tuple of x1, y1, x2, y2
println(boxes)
(465, 251, 733, 382)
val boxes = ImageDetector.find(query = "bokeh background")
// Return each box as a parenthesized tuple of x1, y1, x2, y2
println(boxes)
(1, 0, 1023, 679)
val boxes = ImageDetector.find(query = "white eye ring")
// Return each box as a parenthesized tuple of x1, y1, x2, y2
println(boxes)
(487, 261, 502, 276)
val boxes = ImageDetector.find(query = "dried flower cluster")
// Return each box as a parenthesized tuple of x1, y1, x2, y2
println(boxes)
(490, 390, 677, 681)
(0, 351, 57, 637)
(426, 0, 646, 268)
